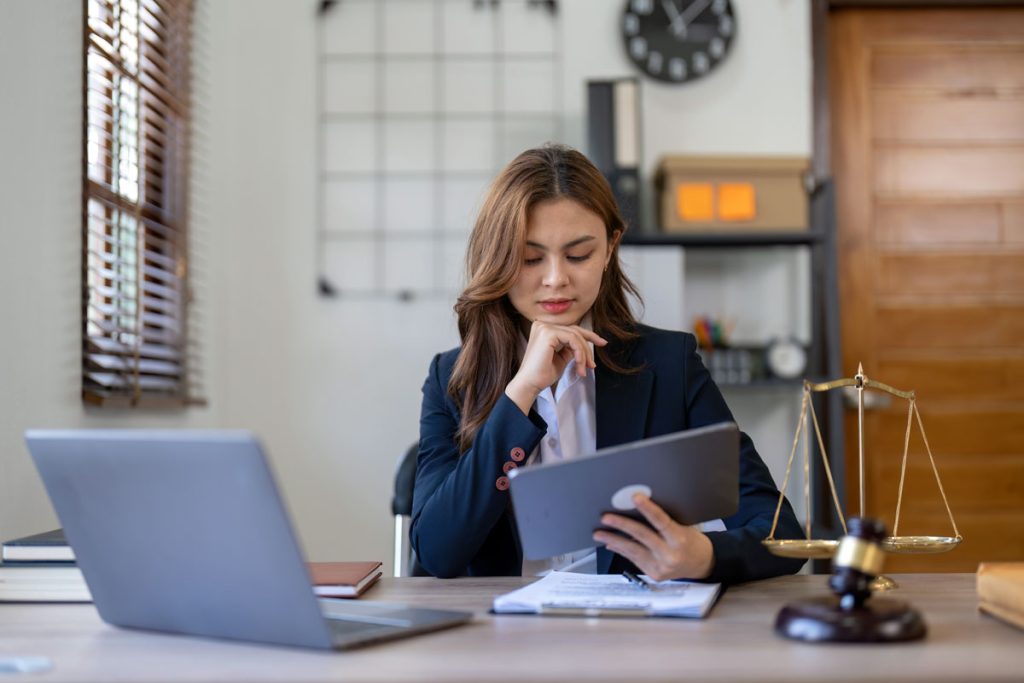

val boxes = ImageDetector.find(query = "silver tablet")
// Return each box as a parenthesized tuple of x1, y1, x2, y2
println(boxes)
(508, 422, 739, 561)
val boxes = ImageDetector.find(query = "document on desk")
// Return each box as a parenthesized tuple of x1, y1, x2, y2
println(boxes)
(492, 571, 721, 618)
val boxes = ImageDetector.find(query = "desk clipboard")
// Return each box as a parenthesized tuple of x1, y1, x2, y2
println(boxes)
(492, 572, 722, 619)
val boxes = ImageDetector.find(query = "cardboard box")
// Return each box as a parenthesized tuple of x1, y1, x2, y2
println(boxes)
(656, 156, 809, 232)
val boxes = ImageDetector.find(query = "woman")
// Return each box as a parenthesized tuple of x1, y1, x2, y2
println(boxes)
(411, 144, 805, 583)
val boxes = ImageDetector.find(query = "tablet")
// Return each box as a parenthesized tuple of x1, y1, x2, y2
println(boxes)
(508, 421, 739, 561)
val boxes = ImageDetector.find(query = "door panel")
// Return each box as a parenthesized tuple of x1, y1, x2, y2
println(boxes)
(874, 147, 1024, 197)
(873, 409, 1024, 458)
(831, 7, 1024, 571)
(875, 202, 1003, 246)
(875, 357, 1024, 401)
(871, 48, 1024, 90)
(872, 95, 1024, 144)
(874, 304, 1024, 349)
(878, 253, 1024, 294)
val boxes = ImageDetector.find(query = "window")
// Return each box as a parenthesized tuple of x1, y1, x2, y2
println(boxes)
(82, 0, 200, 407)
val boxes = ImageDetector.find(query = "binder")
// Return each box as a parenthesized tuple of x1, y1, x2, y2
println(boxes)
(587, 78, 641, 231)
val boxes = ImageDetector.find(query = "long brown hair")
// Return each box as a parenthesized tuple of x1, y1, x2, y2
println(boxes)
(449, 144, 642, 453)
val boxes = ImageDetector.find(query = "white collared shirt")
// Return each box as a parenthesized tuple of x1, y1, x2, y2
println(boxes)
(520, 320, 598, 576)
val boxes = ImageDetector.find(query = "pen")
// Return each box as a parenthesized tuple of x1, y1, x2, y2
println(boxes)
(622, 570, 652, 590)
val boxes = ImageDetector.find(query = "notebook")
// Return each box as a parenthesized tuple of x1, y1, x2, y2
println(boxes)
(25, 429, 472, 650)
(309, 562, 383, 598)
(1, 529, 74, 563)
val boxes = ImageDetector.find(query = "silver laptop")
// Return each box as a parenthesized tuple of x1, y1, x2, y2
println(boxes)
(509, 422, 739, 561)
(24, 430, 471, 650)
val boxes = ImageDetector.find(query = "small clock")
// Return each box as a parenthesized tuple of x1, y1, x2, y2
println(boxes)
(621, 0, 736, 84)
(765, 338, 807, 381)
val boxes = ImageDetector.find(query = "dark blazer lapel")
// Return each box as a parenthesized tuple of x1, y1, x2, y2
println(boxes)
(595, 356, 654, 450)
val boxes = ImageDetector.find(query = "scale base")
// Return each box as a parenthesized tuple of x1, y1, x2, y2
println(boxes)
(871, 574, 897, 591)
(775, 596, 926, 643)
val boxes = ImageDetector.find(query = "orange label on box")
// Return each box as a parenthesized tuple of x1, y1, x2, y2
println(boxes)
(718, 182, 756, 221)
(676, 183, 714, 222)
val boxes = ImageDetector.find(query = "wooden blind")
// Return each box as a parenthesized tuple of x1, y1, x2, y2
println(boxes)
(82, 0, 199, 407)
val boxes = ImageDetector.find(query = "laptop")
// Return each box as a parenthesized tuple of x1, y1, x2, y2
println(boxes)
(508, 422, 739, 561)
(24, 430, 471, 650)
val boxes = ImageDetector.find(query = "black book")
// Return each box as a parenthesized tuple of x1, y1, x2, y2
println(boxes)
(1, 528, 75, 563)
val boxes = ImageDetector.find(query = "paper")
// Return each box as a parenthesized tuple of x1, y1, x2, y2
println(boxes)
(493, 571, 721, 618)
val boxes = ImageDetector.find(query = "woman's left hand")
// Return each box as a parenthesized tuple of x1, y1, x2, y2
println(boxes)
(592, 494, 715, 581)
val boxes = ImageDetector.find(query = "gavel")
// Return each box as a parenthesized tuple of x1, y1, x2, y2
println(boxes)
(775, 516, 927, 643)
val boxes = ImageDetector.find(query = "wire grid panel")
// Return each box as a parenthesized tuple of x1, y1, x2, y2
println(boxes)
(316, 0, 563, 299)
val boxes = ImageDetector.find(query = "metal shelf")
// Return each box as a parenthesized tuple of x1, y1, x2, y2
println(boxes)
(716, 379, 805, 390)
(621, 231, 821, 248)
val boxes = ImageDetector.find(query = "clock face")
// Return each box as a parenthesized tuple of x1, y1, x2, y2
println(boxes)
(621, 0, 736, 84)
(766, 339, 807, 380)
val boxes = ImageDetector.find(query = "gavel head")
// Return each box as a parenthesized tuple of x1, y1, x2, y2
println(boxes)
(828, 516, 887, 610)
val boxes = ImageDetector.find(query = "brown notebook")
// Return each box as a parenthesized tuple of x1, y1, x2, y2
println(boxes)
(307, 561, 383, 598)
(977, 562, 1024, 630)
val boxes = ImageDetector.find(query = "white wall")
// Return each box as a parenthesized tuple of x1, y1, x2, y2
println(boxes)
(0, 0, 812, 569)
(0, 0, 220, 543)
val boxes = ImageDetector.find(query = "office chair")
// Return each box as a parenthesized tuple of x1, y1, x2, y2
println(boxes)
(391, 443, 428, 577)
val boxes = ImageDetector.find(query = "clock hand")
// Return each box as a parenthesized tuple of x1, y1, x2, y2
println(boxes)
(661, 0, 687, 38)
(679, 0, 713, 26)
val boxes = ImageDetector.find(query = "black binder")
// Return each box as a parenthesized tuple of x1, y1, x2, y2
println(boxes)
(587, 78, 641, 231)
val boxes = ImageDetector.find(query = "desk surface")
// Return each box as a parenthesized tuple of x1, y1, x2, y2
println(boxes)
(1, 574, 1019, 683)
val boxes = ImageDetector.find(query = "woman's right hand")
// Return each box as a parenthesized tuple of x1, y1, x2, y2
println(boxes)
(504, 321, 608, 415)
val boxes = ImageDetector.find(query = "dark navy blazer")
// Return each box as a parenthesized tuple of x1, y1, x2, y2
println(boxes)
(411, 324, 806, 584)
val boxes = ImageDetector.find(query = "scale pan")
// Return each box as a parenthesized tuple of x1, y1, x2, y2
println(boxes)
(881, 535, 961, 554)
(762, 539, 839, 559)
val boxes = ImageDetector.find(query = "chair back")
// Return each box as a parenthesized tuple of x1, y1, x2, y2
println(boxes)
(392, 443, 428, 576)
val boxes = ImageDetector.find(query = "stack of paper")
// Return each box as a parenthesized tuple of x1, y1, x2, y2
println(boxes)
(493, 571, 721, 618)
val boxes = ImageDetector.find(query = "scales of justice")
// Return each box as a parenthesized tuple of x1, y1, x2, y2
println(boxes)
(761, 363, 963, 591)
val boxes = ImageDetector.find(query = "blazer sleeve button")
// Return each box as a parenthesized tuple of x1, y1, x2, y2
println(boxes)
(503, 461, 518, 474)
(510, 447, 526, 462)
(495, 476, 510, 491)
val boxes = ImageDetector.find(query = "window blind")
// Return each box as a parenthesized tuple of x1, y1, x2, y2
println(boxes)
(82, 0, 200, 407)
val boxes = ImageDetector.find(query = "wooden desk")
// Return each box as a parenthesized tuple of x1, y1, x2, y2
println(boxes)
(0, 574, 1019, 682)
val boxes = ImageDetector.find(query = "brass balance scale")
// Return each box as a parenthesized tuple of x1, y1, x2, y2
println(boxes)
(762, 364, 962, 589)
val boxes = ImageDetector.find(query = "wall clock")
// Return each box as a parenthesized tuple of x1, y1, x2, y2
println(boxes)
(765, 337, 807, 381)
(621, 0, 736, 84)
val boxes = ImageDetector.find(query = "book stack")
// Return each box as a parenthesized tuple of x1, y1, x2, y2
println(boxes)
(978, 562, 1024, 630)
(0, 529, 90, 603)
(1, 529, 382, 603)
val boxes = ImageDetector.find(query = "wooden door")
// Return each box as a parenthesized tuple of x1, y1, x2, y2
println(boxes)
(830, 7, 1024, 571)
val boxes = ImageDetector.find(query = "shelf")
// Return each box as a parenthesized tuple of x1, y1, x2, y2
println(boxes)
(715, 379, 805, 390)
(621, 231, 822, 248)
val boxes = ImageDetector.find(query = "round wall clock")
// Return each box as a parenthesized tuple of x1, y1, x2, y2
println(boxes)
(621, 0, 736, 84)
(765, 338, 808, 381)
